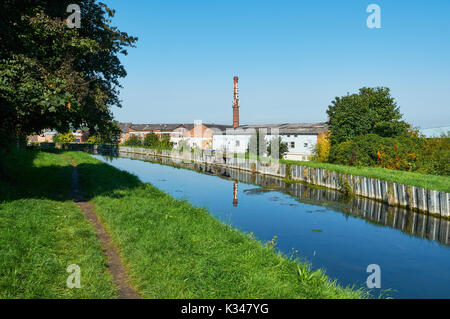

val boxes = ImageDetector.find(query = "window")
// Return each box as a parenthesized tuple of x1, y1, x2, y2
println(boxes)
(304, 143, 308, 147)
(236, 140, 240, 147)
(290, 142, 295, 148)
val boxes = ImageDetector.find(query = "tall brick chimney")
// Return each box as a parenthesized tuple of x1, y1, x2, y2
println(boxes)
(233, 76, 239, 128)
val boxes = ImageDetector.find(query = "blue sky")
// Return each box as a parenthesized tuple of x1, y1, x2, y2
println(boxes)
(103, 0, 450, 128)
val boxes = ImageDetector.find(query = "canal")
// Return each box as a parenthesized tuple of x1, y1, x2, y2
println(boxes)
(93, 152, 450, 299)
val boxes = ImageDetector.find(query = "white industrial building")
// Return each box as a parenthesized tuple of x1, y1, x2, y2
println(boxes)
(212, 123, 328, 161)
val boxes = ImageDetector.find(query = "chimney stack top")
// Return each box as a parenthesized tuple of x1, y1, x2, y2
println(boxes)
(233, 77, 239, 128)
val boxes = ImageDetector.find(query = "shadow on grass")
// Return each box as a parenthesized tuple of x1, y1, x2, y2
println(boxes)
(0, 148, 141, 204)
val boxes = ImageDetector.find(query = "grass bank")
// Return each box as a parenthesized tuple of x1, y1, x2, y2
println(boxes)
(0, 149, 116, 298)
(280, 159, 450, 193)
(64, 151, 365, 298)
(232, 152, 449, 193)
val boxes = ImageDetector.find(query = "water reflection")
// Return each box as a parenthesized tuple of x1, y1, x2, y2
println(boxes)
(233, 182, 238, 207)
(117, 151, 450, 248)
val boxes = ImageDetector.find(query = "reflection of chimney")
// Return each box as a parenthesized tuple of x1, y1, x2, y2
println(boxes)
(233, 181, 238, 206)
(233, 76, 239, 128)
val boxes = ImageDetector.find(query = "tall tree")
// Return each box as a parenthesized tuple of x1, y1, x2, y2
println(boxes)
(0, 0, 137, 149)
(326, 87, 409, 146)
(143, 133, 159, 148)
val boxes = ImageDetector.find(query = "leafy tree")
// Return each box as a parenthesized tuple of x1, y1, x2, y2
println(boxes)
(54, 132, 75, 144)
(86, 136, 101, 144)
(85, 122, 120, 144)
(326, 87, 409, 146)
(143, 133, 159, 148)
(314, 135, 330, 162)
(267, 137, 289, 159)
(159, 136, 174, 149)
(123, 135, 142, 147)
(0, 1, 137, 149)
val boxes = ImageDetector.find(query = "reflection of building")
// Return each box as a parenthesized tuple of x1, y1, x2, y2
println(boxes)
(233, 182, 238, 206)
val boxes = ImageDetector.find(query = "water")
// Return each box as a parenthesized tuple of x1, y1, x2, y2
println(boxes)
(93, 153, 450, 298)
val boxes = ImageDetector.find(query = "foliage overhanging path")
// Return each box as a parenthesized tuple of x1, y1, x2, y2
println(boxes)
(65, 155, 140, 299)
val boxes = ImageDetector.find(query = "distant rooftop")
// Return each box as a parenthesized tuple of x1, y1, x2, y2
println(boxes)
(230, 123, 329, 135)
(118, 122, 133, 133)
(119, 123, 232, 133)
(130, 124, 183, 132)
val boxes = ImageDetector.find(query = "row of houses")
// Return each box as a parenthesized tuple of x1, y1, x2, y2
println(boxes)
(119, 122, 234, 149)
(119, 121, 328, 161)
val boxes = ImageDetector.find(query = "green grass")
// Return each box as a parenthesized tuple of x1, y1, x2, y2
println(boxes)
(64, 151, 366, 299)
(0, 149, 117, 298)
(280, 159, 450, 193)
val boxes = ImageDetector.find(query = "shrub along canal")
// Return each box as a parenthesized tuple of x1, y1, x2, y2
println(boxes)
(93, 153, 450, 298)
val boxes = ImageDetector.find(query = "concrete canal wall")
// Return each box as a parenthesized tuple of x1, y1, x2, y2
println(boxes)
(118, 146, 450, 218)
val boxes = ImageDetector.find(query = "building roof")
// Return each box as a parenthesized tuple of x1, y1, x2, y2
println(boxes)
(200, 123, 233, 131)
(125, 123, 232, 132)
(175, 124, 194, 131)
(129, 123, 183, 132)
(118, 122, 133, 133)
(223, 123, 329, 135)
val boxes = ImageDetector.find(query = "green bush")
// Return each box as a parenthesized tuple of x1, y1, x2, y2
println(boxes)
(53, 132, 75, 144)
(329, 134, 449, 176)
(415, 137, 450, 176)
(143, 133, 159, 148)
(123, 135, 142, 147)
(159, 136, 173, 149)
(86, 136, 101, 144)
